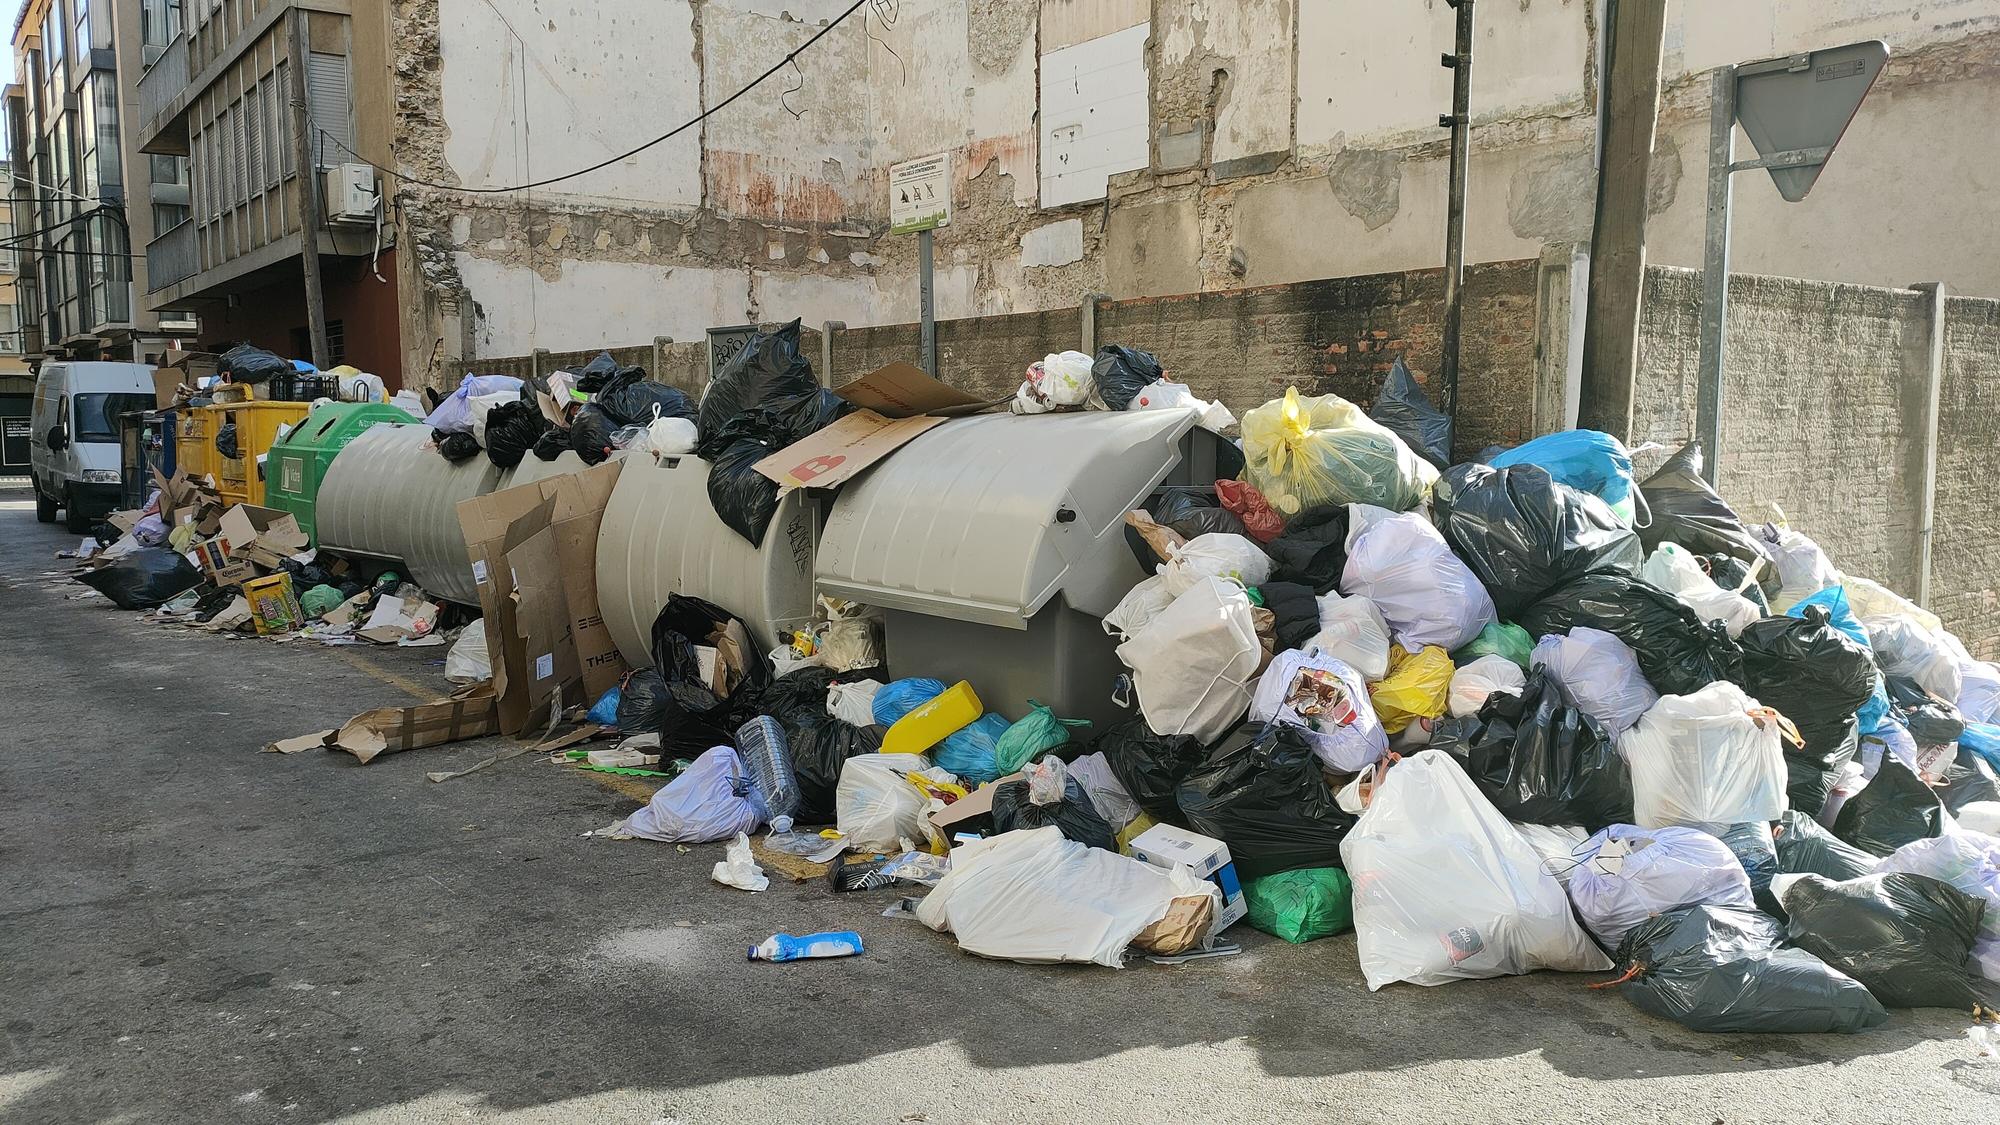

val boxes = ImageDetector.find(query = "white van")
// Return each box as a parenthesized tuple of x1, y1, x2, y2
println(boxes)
(30, 361, 157, 531)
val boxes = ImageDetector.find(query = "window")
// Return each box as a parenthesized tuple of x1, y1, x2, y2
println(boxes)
(90, 74, 119, 193)
(273, 61, 293, 178)
(262, 78, 283, 189)
(141, 0, 182, 57)
(74, 0, 91, 66)
(0, 302, 18, 354)
(325, 318, 345, 364)
(71, 393, 153, 442)
(242, 89, 260, 197)
(306, 54, 351, 168)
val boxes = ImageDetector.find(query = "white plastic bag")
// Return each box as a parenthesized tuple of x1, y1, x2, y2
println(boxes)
(1341, 750, 1611, 989)
(337, 370, 386, 404)
(1307, 591, 1393, 681)
(1620, 682, 1791, 830)
(1447, 654, 1527, 718)
(1249, 649, 1387, 771)
(1959, 661, 2000, 726)
(1530, 627, 1659, 737)
(1115, 576, 1261, 743)
(1758, 526, 1840, 613)
(1014, 351, 1094, 413)
(646, 413, 699, 456)
(915, 827, 1218, 967)
(1340, 505, 1496, 653)
(1564, 825, 1755, 948)
(1842, 575, 1942, 633)
(1865, 615, 1964, 704)
(812, 596, 885, 673)
(466, 389, 521, 446)
(826, 679, 885, 728)
(605, 747, 765, 843)
(1065, 752, 1143, 832)
(444, 626, 491, 684)
(1641, 543, 1762, 638)
(836, 754, 950, 853)
(1127, 380, 1238, 432)
(1512, 822, 1590, 885)
(1158, 533, 1271, 597)
(710, 832, 769, 891)
(422, 373, 524, 434)
(1102, 575, 1177, 641)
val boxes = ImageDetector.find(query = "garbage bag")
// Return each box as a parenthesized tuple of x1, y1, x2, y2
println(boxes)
(219, 343, 293, 385)
(1014, 350, 1094, 412)
(423, 373, 524, 433)
(1341, 749, 1611, 989)
(530, 425, 570, 462)
(1867, 616, 1964, 705)
(1530, 627, 1658, 737)
(1065, 752, 1144, 833)
(1116, 576, 1261, 743)
(612, 668, 670, 734)
(1262, 504, 1349, 595)
(1777, 872, 1992, 1010)
(1757, 524, 1842, 613)
(1433, 462, 1642, 618)
(1846, 576, 1943, 633)
(1702, 553, 1770, 613)
(1213, 479, 1284, 543)
(1636, 442, 1775, 586)
(444, 626, 491, 683)
(1241, 388, 1438, 516)
(300, 583, 346, 619)
(1249, 649, 1386, 772)
(1244, 867, 1354, 943)
(608, 746, 765, 843)
(837, 753, 951, 853)
(1489, 429, 1643, 524)
(791, 715, 883, 827)
(1640, 543, 1763, 639)
(932, 712, 1011, 786)
(1737, 605, 1878, 814)
(74, 549, 203, 610)
(1152, 486, 1248, 541)
(1566, 825, 1755, 949)
(1518, 573, 1742, 697)
(1341, 505, 1496, 653)
(1257, 581, 1321, 653)
(1176, 722, 1357, 879)
(1308, 591, 1393, 682)
(1775, 809, 1879, 884)
(1370, 645, 1454, 736)
(1095, 717, 1207, 828)
(649, 595, 765, 756)
(1833, 756, 1948, 855)
(697, 319, 817, 438)
(991, 759, 1117, 852)
(1875, 831, 2000, 936)
(1158, 532, 1271, 597)
(1612, 905, 1887, 1034)
(1453, 620, 1534, 669)
(1367, 358, 1451, 469)
(872, 677, 948, 727)
(1448, 654, 1526, 719)
(915, 826, 1219, 967)
(1716, 821, 1779, 902)
(1091, 344, 1164, 411)
(994, 701, 1091, 775)
(1434, 669, 1631, 830)
(1960, 662, 2000, 727)
(596, 371, 696, 427)
(571, 352, 621, 394)
(1621, 681, 1789, 830)
(481, 399, 550, 468)
(433, 429, 479, 463)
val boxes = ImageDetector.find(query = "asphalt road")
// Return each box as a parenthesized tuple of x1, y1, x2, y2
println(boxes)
(2, 482, 1996, 1125)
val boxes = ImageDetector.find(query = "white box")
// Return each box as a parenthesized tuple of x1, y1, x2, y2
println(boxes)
(1128, 823, 1247, 938)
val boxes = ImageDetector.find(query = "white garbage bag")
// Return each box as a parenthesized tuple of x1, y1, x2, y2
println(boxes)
(1065, 752, 1144, 832)
(1842, 575, 1942, 633)
(1530, 627, 1659, 737)
(1959, 660, 2000, 726)
(1115, 576, 1261, 743)
(1865, 615, 1964, 704)
(1447, 654, 1527, 719)
(1103, 574, 1177, 641)
(1564, 825, 1755, 949)
(444, 626, 491, 684)
(1620, 682, 1791, 830)
(1875, 831, 2000, 981)
(604, 746, 765, 843)
(1248, 649, 1387, 771)
(423, 373, 524, 434)
(1157, 533, 1271, 597)
(1127, 380, 1238, 433)
(1512, 822, 1591, 885)
(1013, 351, 1094, 413)
(1340, 505, 1496, 653)
(1308, 591, 1393, 681)
(835, 753, 951, 853)
(915, 827, 1219, 967)
(1758, 525, 1839, 613)
(1342, 750, 1611, 989)
(1641, 543, 1763, 638)
(643, 413, 699, 456)
(466, 389, 521, 446)
(825, 679, 885, 728)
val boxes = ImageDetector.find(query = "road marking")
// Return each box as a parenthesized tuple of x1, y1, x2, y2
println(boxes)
(327, 648, 436, 701)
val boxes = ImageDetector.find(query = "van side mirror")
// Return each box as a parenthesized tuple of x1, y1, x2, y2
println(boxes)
(46, 426, 68, 450)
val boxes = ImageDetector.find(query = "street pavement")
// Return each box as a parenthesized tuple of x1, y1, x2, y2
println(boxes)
(2, 482, 1996, 1125)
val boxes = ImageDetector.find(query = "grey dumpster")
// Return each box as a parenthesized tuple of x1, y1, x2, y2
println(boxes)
(316, 422, 508, 606)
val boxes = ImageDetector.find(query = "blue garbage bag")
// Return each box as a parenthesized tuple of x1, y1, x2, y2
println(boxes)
(1490, 430, 1642, 524)
(586, 685, 622, 726)
(871, 677, 947, 727)
(932, 713, 1012, 785)
(1963, 721, 2000, 771)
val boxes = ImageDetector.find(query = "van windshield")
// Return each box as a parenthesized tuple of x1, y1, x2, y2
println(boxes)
(72, 393, 155, 442)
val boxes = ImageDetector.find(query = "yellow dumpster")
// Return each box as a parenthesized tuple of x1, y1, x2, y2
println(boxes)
(208, 401, 312, 507)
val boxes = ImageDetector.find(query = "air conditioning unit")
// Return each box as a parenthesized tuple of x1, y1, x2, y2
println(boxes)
(323, 162, 377, 223)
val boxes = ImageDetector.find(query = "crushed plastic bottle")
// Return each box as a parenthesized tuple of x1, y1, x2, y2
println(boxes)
(747, 931, 865, 962)
(735, 716, 800, 832)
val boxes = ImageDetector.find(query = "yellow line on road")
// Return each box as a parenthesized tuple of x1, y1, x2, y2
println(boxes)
(328, 648, 437, 701)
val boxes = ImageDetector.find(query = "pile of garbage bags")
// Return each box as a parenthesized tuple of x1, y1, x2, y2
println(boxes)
(422, 353, 698, 470)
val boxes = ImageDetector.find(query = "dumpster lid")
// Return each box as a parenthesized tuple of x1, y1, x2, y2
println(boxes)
(814, 410, 1203, 629)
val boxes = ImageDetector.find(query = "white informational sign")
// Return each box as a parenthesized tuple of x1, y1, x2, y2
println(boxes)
(889, 153, 952, 235)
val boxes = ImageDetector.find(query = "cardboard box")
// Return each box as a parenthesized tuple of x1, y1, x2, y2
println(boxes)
(753, 362, 991, 492)
(217, 504, 307, 568)
(542, 460, 627, 702)
(1128, 823, 1247, 939)
(193, 535, 255, 588)
(242, 573, 305, 635)
(283, 682, 500, 765)
(926, 771, 1025, 837)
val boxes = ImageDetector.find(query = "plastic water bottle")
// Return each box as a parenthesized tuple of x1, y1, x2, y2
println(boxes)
(735, 716, 800, 832)
(748, 931, 864, 962)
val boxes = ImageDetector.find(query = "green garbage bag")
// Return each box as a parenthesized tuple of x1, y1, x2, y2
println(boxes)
(1451, 620, 1534, 669)
(992, 700, 1091, 775)
(1243, 866, 1353, 943)
(300, 583, 346, 619)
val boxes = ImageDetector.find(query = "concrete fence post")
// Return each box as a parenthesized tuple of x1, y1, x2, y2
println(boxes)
(530, 348, 551, 382)
(652, 336, 673, 384)
(821, 321, 845, 387)
(1909, 281, 1947, 609)
(1079, 292, 1111, 356)
(1531, 242, 1591, 436)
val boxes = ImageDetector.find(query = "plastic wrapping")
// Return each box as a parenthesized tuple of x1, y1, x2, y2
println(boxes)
(735, 716, 800, 827)
(1115, 576, 1261, 743)
(1370, 645, 1455, 736)
(1448, 654, 1527, 719)
(1529, 627, 1658, 737)
(1621, 681, 1789, 830)
(1095, 717, 1207, 828)
(1341, 749, 1611, 989)
(1566, 825, 1755, 949)
(1959, 662, 2000, 726)
(1341, 505, 1497, 653)
(1213, 479, 1285, 543)
(1240, 388, 1438, 516)
(1091, 345, 1165, 411)
(74, 549, 202, 610)
(1308, 592, 1392, 681)
(1367, 358, 1452, 469)
(1867, 616, 1965, 705)
(1635, 442, 1775, 587)
(1518, 573, 1742, 697)
(1613, 906, 1887, 1034)
(1488, 429, 1642, 524)
(696, 319, 817, 438)
(1757, 525, 1841, 613)
(1434, 669, 1631, 830)
(1778, 872, 1992, 1010)
(424, 373, 524, 433)
(1833, 756, 1949, 855)
(1640, 543, 1764, 638)
(1262, 504, 1349, 594)
(1433, 462, 1642, 618)
(1249, 649, 1386, 771)
(1243, 867, 1354, 943)
(1065, 751, 1144, 832)
(1176, 723, 1356, 879)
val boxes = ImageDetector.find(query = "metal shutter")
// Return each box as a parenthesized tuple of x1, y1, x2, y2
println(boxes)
(305, 53, 350, 167)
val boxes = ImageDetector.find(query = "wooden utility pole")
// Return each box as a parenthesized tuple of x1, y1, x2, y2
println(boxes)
(288, 8, 331, 370)
(1577, 0, 1668, 438)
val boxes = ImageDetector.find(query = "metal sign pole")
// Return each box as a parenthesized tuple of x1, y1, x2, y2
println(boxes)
(1694, 65, 1735, 486)
(919, 228, 936, 377)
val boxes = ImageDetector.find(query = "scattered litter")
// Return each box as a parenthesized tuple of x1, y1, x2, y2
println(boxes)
(712, 832, 770, 892)
(749, 931, 863, 962)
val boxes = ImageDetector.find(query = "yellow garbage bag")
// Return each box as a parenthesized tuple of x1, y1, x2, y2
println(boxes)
(1239, 387, 1438, 515)
(1369, 645, 1454, 735)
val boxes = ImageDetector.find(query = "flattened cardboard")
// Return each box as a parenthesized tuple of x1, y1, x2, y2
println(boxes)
(458, 484, 574, 737)
(831, 362, 988, 417)
(218, 504, 307, 557)
(545, 461, 627, 701)
(329, 682, 500, 764)
(752, 409, 949, 491)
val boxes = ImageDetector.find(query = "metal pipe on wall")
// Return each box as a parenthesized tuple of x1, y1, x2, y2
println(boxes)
(1439, 0, 1476, 426)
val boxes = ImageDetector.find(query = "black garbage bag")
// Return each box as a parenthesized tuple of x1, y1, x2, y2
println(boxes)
(573, 352, 622, 394)
(1779, 872, 1993, 1010)
(531, 425, 570, 462)
(992, 772, 1117, 851)
(1433, 669, 1631, 830)
(1154, 487, 1247, 539)
(1612, 905, 1887, 1034)
(568, 404, 620, 465)
(701, 391, 853, 545)
(1092, 344, 1164, 410)
(219, 343, 292, 385)
(483, 399, 550, 468)
(1736, 605, 1877, 814)
(436, 430, 481, 463)
(1433, 462, 1642, 619)
(280, 558, 337, 590)
(1765, 810, 1878, 918)
(1263, 504, 1350, 595)
(1258, 581, 1321, 652)
(1175, 723, 1356, 879)
(697, 319, 817, 438)
(615, 669, 672, 734)
(1518, 573, 1743, 697)
(1637, 441, 1776, 593)
(1702, 553, 1770, 613)
(1938, 749, 2000, 814)
(1367, 358, 1452, 469)
(649, 595, 768, 757)
(1834, 756, 1948, 855)
(1096, 717, 1206, 828)
(1900, 700, 1966, 748)
(752, 664, 887, 826)
(74, 548, 203, 610)
(596, 369, 697, 426)
(215, 423, 240, 461)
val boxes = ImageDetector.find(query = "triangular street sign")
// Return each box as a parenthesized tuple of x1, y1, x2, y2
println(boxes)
(1735, 40, 1887, 202)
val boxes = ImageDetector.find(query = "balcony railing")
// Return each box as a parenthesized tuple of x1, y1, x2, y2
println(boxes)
(138, 34, 189, 127)
(146, 219, 198, 292)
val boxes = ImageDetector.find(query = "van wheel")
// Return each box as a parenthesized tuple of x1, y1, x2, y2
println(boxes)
(63, 489, 92, 533)
(35, 487, 57, 523)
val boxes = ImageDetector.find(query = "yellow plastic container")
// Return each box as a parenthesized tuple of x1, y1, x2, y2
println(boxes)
(206, 400, 312, 507)
(242, 572, 304, 635)
(880, 681, 983, 756)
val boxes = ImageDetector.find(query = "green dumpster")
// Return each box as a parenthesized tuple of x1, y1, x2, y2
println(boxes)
(264, 402, 416, 546)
